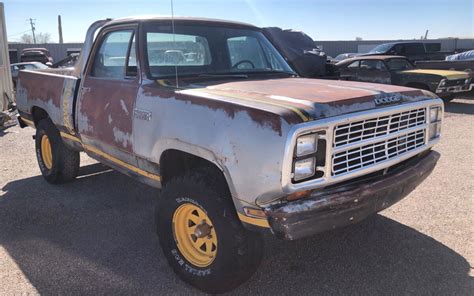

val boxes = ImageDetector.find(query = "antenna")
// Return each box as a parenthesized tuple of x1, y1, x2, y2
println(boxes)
(171, 0, 179, 88)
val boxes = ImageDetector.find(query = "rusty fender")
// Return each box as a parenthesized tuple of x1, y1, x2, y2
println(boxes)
(264, 150, 440, 240)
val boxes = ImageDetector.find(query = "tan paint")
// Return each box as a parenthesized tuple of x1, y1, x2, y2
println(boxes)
(401, 69, 469, 80)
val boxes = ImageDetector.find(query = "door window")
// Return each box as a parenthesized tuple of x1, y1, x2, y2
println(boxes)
(91, 30, 136, 79)
(346, 61, 360, 69)
(360, 60, 387, 71)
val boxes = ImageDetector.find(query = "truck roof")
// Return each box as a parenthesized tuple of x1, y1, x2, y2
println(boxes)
(103, 15, 258, 29)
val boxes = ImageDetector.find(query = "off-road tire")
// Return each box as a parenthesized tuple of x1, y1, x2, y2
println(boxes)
(35, 119, 79, 183)
(156, 170, 263, 294)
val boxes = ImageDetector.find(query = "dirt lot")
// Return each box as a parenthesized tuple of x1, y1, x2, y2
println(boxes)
(0, 98, 473, 295)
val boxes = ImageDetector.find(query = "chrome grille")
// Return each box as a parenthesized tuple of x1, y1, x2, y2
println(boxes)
(334, 108, 426, 148)
(332, 129, 425, 176)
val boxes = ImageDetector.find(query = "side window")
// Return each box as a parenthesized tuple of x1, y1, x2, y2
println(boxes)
(346, 61, 359, 69)
(360, 60, 387, 70)
(405, 43, 424, 54)
(227, 36, 267, 70)
(394, 44, 405, 54)
(91, 30, 135, 79)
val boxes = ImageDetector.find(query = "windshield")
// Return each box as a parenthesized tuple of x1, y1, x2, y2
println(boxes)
(369, 43, 393, 54)
(386, 58, 415, 70)
(143, 22, 295, 78)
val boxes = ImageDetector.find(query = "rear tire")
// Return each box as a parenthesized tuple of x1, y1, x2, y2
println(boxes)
(35, 119, 79, 183)
(156, 170, 263, 293)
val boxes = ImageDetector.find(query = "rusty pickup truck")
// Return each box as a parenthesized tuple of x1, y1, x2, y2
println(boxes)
(16, 17, 443, 293)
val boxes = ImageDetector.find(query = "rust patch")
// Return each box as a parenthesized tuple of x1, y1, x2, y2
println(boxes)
(19, 71, 63, 109)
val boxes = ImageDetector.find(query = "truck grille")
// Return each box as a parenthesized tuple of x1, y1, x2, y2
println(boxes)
(332, 108, 427, 176)
(444, 78, 468, 87)
(334, 108, 426, 148)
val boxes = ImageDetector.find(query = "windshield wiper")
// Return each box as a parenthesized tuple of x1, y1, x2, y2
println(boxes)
(198, 74, 248, 78)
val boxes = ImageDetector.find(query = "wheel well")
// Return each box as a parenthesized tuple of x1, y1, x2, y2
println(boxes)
(405, 82, 430, 91)
(160, 149, 229, 188)
(31, 107, 49, 125)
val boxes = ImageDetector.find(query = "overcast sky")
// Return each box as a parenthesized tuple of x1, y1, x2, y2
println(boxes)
(4, 0, 473, 43)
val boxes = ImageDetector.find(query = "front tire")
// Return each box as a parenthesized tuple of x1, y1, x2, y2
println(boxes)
(156, 171, 263, 293)
(35, 119, 80, 183)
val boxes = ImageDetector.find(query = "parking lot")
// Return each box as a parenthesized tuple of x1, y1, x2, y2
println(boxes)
(0, 98, 473, 295)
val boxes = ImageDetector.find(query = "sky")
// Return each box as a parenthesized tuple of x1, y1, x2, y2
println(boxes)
(3, 0, 473, 43)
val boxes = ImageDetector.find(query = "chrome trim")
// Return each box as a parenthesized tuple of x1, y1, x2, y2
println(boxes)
(281, 99, 443, 194)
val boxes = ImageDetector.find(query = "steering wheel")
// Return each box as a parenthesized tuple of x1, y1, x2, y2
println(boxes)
(231, 60, 255, 69)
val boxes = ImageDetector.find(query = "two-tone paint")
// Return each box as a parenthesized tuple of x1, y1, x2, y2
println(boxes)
(15, 17, 443, 232)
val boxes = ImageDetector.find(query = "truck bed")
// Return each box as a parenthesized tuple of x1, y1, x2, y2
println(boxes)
(16, 69, 80, 136)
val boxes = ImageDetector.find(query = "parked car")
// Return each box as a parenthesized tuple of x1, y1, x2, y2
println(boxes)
(362, 42, 450, 62)
(16, 17, 443, 293)
(10, 62, 49, 89)
(20, 48, 53, 64)
(337, 55, 472, 102)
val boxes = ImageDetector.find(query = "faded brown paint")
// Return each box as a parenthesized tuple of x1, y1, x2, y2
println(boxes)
(19, 71, 64, 109)
(142, 81, 293, 136)
(79, 77, 139, 152)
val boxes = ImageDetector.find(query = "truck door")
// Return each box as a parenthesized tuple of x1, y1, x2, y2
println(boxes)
(76, 26, 140, 160)
(357, 60, 391, 84)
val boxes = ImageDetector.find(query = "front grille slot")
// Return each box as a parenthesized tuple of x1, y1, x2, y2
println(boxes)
(332, 130, 425, 176)
(334, 108, 425, 148)
(444, 79, 467, 87)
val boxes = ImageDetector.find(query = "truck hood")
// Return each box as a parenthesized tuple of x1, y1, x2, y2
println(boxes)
(179, 78, 434, 123)
(400, 69, 469, 80)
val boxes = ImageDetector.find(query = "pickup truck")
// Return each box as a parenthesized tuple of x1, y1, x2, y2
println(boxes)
(15, 16, 443, 293)
(362, 41, 450, 62)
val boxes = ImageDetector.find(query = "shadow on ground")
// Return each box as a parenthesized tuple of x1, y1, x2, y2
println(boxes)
(445, 97, 474, 115)
(0, 164, 472, 295)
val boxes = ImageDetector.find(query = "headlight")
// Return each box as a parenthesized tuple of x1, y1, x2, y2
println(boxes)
(439, 79, 447, 87)
(429, 106, 442, 140)
(465, 78, 471, 85)
(293, 157, 316, 181)
(296, 134, 317, 157)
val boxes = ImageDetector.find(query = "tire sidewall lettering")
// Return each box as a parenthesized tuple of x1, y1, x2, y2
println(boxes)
(171, 249, 212, 276)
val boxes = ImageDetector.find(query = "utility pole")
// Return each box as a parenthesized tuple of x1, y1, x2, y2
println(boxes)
(58, 15, 63, 44)
(29, 18, 36, 44)
(424, 30, 429, 40)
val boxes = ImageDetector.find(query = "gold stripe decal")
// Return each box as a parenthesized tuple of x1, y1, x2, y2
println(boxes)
(60, 132, 81, 143)
(238, 213, 270, 228)
(59, 132, 161, 182)
(21, 118, 35, 127)
(183, 88, 311, 122)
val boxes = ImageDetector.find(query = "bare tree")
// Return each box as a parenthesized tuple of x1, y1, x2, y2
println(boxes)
(20, 33, 33, 44)
(19, 32, 52, 44)
(355, 37, 363, 41)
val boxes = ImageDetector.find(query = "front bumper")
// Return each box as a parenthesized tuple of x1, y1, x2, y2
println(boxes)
(264, 150, 440, 240)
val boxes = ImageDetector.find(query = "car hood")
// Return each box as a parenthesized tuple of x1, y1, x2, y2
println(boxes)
(179, 78, 435, 123)
(400, 69, 469, 80)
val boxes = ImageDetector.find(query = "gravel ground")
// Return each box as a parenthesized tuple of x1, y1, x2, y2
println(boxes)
(0, 98, 473, 295)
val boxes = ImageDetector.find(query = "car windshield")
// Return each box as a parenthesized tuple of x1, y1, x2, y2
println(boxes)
(386, 58, 415, 70)
(144, 22, 295, 78)
(369, 43, 392, 54)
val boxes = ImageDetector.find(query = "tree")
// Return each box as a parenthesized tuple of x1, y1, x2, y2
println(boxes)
(19, 32, 52, 44)
(355, 37, 363, 41)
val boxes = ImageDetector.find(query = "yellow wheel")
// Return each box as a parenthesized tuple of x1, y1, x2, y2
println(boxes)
(172, 203, 218, 267)
(40, 134, 53, 170)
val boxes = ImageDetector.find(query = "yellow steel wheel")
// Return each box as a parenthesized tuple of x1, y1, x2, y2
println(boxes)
(172, 203, 218, 267)
(41, 134, 53, 170)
